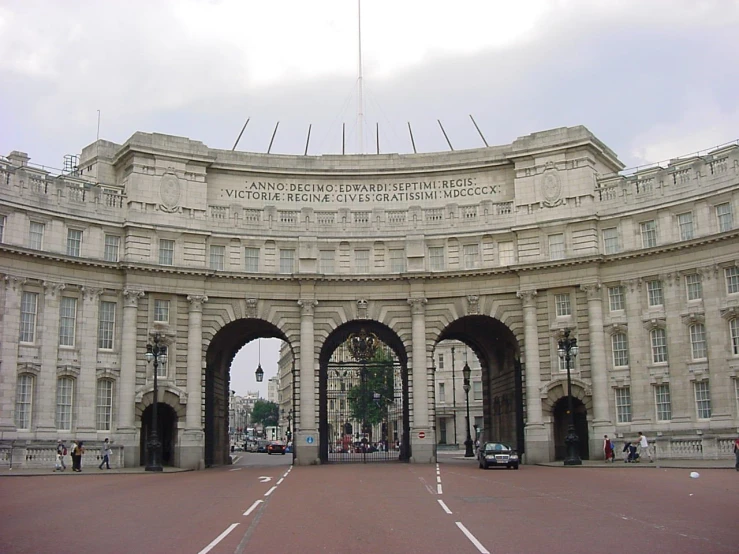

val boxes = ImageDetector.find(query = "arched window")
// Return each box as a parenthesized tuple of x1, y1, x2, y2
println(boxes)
(55, 377, 74, 430)
(15, 374, 34, 429)
(96, 379, 114, 431)
(689, 323, 707, 360)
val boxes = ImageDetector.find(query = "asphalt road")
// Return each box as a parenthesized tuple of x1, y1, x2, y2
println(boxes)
(1, 454, 737, 554)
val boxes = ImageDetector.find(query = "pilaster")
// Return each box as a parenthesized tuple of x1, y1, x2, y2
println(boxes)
(36, 281, 65, 434)
(0, 275, 25, 433)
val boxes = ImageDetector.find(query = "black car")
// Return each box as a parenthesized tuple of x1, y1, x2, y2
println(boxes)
(266, 441, 286, 455)
(478, 441, 519, 470)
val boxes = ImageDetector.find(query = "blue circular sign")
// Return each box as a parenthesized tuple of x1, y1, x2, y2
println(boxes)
(306, 436, 315, 444)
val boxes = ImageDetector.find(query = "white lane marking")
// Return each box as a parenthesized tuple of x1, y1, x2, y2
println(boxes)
(243, 500, 263, 516)
(198, 523, 239, 554)
(436, 476, 442, 483)
(264, 485, 278, 497)
(277, 477, 285, 485)
(437, 483, 443, 494)
(258, 476, 272, 483)
(456, 522, 489, 554)
(437, 499, 452, 514)
(229, 467, 243, 471)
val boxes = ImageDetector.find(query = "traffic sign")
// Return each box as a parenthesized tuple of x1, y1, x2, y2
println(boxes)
(418, 431, 425, 439)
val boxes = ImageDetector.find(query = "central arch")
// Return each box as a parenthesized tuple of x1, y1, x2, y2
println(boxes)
(319, 320, 410, 463)
(205, 318, 290, 467)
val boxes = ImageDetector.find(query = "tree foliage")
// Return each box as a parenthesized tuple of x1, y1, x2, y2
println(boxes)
(251, 399, 279, 427)
(347, 348, 395, 430)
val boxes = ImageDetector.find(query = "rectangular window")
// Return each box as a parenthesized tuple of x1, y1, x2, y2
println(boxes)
(279, 249, 295, 274)
(716, 202, 733, 232)
(104, 234, 120, 262)
(612, 333, 629, 367)
(209, 245, 225, 271)
(55, 377, 74, 430)
(98, 301, 116, 350)
(655, 384, 672, 421)
(355, 249, 369, 273)
(473, 381, 482, 401)
(689, 323, 707, 360)
(694, 381, 711, 419)
(15, 374, 34, 429)
(29, 221, 45, 250)
(0, 214, 5, 242)
(319, 250, 335, 274)
(66, 228, 82, 257)
(438, 382, 446, 403)
(647, 280, 664, 306)
(731, 318, 739, 356)
(58, 297, 77, 347)
(602, 227, 620, 254)
(498, 241, 515, 266)
(650, 328, 668, 363)
(726, 267, 739, 294)
(244, 247, 260, 272)
(548, 234, 565, 260)
(439, 418, 447, 444)
(555, 293, 571, 317)
(156, 346, 168, 378)
(463, 244, 480, 268)
(615, 387, 632, 423)
(685, 274, 702, 301)
(608, 286, 625, 311)
(154, 299, 170, 323)
(20, 291, 38, 343)
(677, 212, 694, 241)
(390, 249, 406, 272)
(96, 379, 113, 431)
(438, 353, 445, 370)
(640, 220, 657, 248)
(159, 239, 174, 266)
(429, 246, 445, 271)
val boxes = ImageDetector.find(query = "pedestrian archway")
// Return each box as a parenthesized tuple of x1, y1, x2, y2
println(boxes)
(552, 397, 590, 461)
(140, 402, 178, 466)
(319, 321, 410, 463)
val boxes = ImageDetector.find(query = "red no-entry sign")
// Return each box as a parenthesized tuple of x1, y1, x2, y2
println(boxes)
(418, 431, 425, 439)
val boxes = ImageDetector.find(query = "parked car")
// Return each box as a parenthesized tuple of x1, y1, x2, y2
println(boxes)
(478, 441, 519, 470)
(256, 440, 270, 453)
(267, 441, 286, 455)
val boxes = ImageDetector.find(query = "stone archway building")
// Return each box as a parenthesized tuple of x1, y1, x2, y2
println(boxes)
(1, 126, 738, 469)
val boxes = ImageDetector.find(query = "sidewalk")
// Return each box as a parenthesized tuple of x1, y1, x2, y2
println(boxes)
(436, 449, 736, 470)
(0, 466, 192, 477)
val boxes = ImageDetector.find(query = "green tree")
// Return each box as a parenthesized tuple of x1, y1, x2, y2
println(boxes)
(251, 399, 279, 427)
(347, 349, 395, 433)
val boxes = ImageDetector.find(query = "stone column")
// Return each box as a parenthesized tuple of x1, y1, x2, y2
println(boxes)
(517, 290, 547, 463)
(700, 265, 732, 421)
(0, 276, 25, 431)
(78, 287, 104, 433)
(119, 289, 144, 430)
(36, 281, 65, 434)
(408, 296, 433, 463)
(297, 298, 317, 464)
(181, 294, 208, 470)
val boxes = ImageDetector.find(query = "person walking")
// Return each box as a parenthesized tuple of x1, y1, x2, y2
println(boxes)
(55, 439, 67, 471)
(734, 436, 739, 471)
(603, 435, 614, 462)
(98, 438, 112, 470)
(636, 431, 653, 462)
(72, 441, 85, 472)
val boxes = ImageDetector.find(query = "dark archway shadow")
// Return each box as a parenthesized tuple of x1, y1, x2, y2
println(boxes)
(140, 403, 178, 466)
(437, 315, 523, 455)
(204, 319, 291, 467)
(552, 397, 590, 461)
(318, 320, 410, 463)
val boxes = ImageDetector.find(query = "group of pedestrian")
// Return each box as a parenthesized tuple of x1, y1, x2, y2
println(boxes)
(603, 432, 654, 463)
(53, 438, 112, 472)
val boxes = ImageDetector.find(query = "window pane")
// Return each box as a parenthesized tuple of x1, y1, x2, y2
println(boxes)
(612, 333, 629, 367)
(210, 245, 225, 270)
(154, 299, 170, 323)
(429, 246, 444, 270)
(20, 291, 38, 343)
(726, 267, 739, 294)
(30, 221, 44, 250)
(689, 324, 707, 359)
(677, 212, 694, 241)
(244, 247, 260, 272)
(390, 249, 406, 272)
(159, 239, 174, 265)
(0, 214, 5, 243)
(355, 249, 369, 273)
(463, 244, 479, 268)
(603, 228, 620, 254)
(15, 374, 33, 429)
(608, 286, 625, 311)
(96, 379, 113, 431)
(647, 280, 663, 306)
(555, 294, 571, 316)
(98, 301, 116, 350)
(685, 274, 702, 301)
(615, 387, 631, 423)
(319, 250, 335, 273)
(438, 382, 445, 403)
(650, 328, 667, 363)
(717, 202, 733, 232)
(55, 377, 74, 430)
(104, 235, 120, 262)
(694, 381, 711, 419)
(279, 249, 295, 273)
(640, 220, 657, 248)
(499, 242, 515, 265)
(549, 234, 565, 260)
(731, 319, 739, 356)
(472, 381, 482, 401)
(66, 228, 82, 257)
(655, 384, 671, 421)
(59, 296, 77, 347)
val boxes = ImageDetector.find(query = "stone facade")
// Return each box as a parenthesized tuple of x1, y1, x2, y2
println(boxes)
(1, 126, 738, 469)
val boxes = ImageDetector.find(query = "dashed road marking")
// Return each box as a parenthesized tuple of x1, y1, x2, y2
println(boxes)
(243, 500, 263, 516)
(229, 467, 243, 471)
(437, 483, 443, 494)
(264, 486, 278, 497)
(437, 499, 452, 514)
(456, 522, 490, 554)
(198, 523, 239, 554)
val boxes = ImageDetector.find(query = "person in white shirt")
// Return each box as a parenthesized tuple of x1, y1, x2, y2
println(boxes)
(636, 431, 653, 462)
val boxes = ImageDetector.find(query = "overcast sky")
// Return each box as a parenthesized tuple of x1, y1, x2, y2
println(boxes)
(2, 0, 738, 396)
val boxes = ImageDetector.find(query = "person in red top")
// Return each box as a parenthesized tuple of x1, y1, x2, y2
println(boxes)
(734, 436, 739, 471)
(603, 435, 614, 462)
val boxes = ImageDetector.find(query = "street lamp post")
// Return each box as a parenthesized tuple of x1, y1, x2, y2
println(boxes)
(451, 346, 457, 447)
(462, 362, 474, 458)
(144, 333, 167, 472)
(558, 329, 582, 466)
